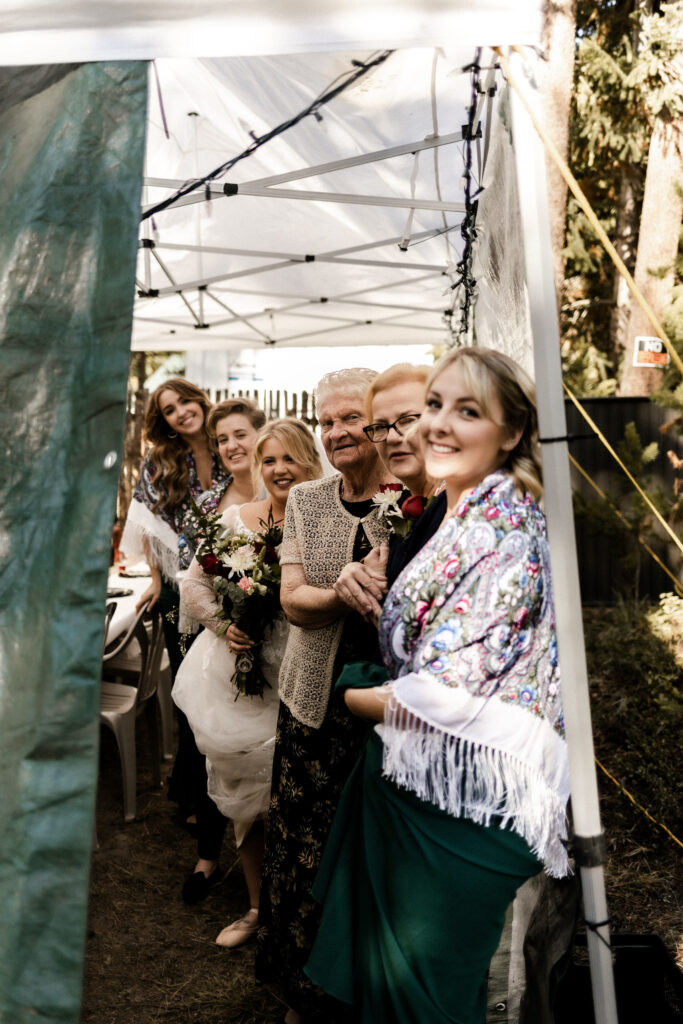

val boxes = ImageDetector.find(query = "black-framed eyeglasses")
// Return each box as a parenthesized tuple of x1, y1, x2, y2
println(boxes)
(363, 413, 421, 443)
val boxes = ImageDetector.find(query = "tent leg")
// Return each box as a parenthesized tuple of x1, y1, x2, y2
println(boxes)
(507, 49, 619, 1024)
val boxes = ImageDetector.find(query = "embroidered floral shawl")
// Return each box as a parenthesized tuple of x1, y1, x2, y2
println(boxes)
(121, 451, 229, 583)
(378, 471, 570, 876)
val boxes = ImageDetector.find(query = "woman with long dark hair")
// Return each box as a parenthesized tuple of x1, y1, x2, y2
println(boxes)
(121, 381, 265, 901)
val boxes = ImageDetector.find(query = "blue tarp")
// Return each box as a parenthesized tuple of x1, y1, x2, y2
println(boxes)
(0, 60, 147, 1023)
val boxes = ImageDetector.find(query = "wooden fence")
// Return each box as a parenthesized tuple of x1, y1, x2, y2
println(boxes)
(207, 387, 318, 428)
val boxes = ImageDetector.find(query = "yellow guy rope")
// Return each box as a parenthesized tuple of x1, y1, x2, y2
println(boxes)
(493, 47, 683, 852)
(595, 758, 683, 850)
(569, 453, 683, 596)
(493, 47, 683, 558)
(564, 382, 683, 556)
(494, 46, 683, 380)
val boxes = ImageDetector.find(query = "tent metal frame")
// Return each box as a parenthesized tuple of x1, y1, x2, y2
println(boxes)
(135, 125, 472, 348)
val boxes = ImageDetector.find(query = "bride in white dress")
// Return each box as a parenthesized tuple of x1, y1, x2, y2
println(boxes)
(174, 418, 322, 947)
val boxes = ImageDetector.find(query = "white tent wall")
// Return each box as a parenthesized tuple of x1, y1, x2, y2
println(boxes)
(509, 52, 618, 1024)
(0, 4, 620, 1022)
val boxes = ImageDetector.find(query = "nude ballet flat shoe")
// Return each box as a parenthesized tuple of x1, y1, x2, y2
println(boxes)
(215, 908, 258, 948)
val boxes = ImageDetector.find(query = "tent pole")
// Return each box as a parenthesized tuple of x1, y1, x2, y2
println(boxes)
(190, 111, 205, 326)
(142, 186, 466, 215)
(507, 50, 619, 1024)
(143, 129, 465, 193)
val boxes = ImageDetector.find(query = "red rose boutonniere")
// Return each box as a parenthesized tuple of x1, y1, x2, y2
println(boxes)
(372, 484, 431, 539)
(400, 494, 428, 520)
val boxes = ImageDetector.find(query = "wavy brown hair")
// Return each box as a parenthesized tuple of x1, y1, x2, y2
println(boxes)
(143, 378, 213, 514)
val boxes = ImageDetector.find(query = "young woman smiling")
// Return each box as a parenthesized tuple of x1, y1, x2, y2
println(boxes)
(208, 397, 267, 512)
(307, 347, 570, 1024)
(175, 419, 322, 948)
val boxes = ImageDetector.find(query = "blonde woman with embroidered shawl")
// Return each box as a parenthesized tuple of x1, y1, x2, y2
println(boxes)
(306, 348, 570, 1024)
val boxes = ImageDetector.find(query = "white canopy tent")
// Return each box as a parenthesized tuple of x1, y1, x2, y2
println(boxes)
(135, 49, 483, 354)
(0, 3, 618, 1023)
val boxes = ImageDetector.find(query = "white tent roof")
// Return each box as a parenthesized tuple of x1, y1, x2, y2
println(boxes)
(0, 0, 544, 353)
(136, 49, 503, 352)
(0, 2, 542, 64)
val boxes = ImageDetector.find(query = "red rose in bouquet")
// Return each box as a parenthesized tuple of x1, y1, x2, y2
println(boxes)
(200, 553, 221, 573)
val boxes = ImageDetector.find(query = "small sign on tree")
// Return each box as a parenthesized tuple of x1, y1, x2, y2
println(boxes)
(632, 336, 670, 368)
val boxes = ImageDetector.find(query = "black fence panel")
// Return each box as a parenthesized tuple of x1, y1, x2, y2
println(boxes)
(565, 397, 682, 605)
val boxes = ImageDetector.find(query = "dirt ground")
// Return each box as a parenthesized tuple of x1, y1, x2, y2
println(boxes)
(83, 700, 682, 1024)
(83, 728, 284, 1024)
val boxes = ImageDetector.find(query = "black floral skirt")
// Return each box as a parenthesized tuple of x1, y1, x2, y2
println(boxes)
(255, 692, 369, 1019)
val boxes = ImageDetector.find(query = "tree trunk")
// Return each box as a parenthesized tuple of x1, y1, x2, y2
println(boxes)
(610, 166, 642, 356)
(539, 0, 577, 303)
(618, 115, 683, 396)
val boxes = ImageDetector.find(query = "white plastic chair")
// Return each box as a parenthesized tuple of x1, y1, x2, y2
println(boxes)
(103, 605, 174, 762)
(100, 604, 162, 822)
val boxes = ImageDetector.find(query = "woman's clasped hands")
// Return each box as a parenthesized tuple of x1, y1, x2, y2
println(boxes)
(333, 540, 389, 624)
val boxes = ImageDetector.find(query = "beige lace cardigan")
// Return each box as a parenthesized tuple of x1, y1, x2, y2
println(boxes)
(278, 474, 390, 728)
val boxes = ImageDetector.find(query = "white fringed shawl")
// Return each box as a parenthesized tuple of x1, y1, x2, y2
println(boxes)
(378, 472, 570, 877)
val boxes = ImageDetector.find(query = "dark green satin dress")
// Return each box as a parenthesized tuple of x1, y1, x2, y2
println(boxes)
(306, 664, 542, 1024)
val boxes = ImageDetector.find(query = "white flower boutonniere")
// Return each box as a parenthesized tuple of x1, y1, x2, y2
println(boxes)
(372, 483, 409, 537)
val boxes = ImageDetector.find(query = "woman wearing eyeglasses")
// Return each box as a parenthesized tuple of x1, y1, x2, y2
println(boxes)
(331, 363, 448, 637)
(362, 364, 446, 590)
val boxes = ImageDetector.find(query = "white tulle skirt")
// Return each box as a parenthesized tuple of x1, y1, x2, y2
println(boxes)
(172, 619, 285, 838)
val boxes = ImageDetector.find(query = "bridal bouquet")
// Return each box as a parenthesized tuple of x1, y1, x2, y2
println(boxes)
(192, 503, 283, 697)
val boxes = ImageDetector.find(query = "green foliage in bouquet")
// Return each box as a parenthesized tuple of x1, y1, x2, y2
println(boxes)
(191, 499, 283, 698)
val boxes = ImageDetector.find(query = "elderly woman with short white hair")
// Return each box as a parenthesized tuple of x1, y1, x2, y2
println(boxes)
(255, 367, 394, 1024)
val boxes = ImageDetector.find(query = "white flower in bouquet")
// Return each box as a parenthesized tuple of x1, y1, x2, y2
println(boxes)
(225, 543, 258, 575)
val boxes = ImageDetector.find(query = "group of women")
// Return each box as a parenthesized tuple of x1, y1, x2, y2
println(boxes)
(121, 348, 570, 1024)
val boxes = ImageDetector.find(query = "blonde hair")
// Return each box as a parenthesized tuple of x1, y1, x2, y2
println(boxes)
(364, 363, 430, 422)
(315, 367, 378, 415)
(428, 347, 543, 500)
(143, 378, 213, 513)
(251, 418, 323, 493)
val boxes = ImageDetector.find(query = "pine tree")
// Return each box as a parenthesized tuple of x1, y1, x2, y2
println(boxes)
(562, 0, 683, 397)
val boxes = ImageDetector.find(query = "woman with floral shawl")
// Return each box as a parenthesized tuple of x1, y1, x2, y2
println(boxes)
(306, 347, 570, 1024)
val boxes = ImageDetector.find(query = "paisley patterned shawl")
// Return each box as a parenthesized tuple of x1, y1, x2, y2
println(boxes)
(121, 450, 229, 582)
(378, 472, 571, 877)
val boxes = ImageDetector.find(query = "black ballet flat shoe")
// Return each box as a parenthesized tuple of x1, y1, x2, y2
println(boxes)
(181, 864, 222, 905)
